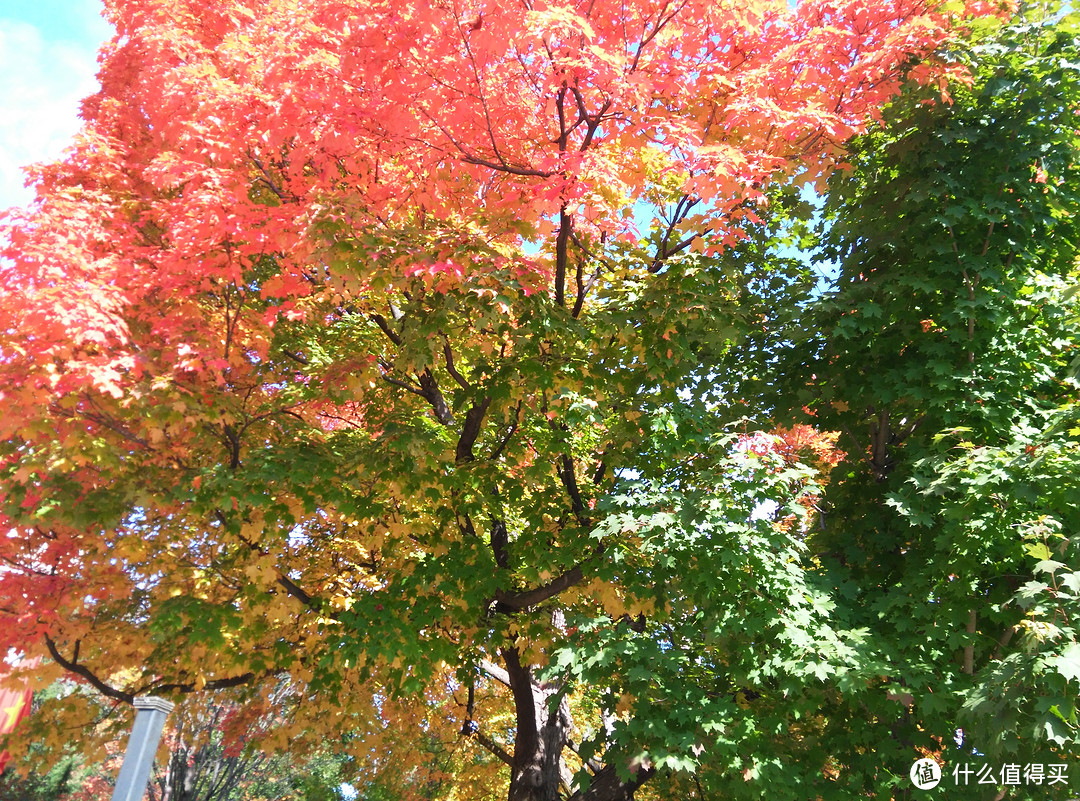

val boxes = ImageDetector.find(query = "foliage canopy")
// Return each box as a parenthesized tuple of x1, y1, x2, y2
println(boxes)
(5, 0, 1080, 800)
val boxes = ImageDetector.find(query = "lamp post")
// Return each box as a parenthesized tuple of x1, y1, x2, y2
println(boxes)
(110, 697, 174, 801)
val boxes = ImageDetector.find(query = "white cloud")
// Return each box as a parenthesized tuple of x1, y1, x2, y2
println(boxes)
(0, 17, 105, 212)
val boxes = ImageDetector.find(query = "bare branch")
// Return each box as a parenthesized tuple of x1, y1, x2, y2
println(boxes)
(495, 562, 586, 612)
(649, 194, 703, 272)
(456, 397, 492, 462)
(248, 152, 293, 202)
(381, 374, 426, 396)
(565, 738, 602, 774)
(371, 313, 404, 346)
(468, 727, 515, 767)
(281, 349, 310, 366)
(555, 208, 572, 307)
(460, 152, 555, 178)
(480, 659, 512, 688)
(572, 246, 587, 318)
(501, 646, 540, 764)
(491, 518, 511, 570)
(418, 369, 456, 426)
(443, 339, 472, 391)
(568, 763, 656, 801)
(45, 636, 135, 705)
(149, 672, 259, 697)
(558, 453, 591, 528)
(489, 402, 522, 461)
(233, 517, 335, 619)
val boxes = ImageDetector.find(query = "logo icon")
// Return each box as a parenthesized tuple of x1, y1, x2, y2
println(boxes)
(910, 758, 942, 790)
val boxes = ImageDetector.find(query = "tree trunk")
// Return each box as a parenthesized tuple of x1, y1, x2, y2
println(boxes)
(502, 646, 653, 801)
(503, 646, 568, 801)
(567, 764, 655, 801)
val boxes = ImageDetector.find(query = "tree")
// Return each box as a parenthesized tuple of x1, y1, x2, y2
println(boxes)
(0, 0, 1007, 800)
(761, 7, 1080, 798)
(0, 756, 82, 801)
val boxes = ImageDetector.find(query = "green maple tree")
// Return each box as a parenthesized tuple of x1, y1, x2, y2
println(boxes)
(760, 6, 1080, 798)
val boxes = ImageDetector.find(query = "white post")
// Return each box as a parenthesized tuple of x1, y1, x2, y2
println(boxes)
(110, 697, 174, 801)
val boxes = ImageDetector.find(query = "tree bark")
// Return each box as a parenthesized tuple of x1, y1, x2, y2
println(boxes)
(504, 646, 567, 801)
(567, 764, 655, 801)
(502, 646, 653, 801)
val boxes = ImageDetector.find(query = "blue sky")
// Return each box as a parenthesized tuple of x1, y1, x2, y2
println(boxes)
(0, 0, 112, 211)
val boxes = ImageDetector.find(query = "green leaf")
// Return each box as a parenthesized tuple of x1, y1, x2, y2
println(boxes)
(1051, 643, 1080, 682)
(1034, 559, 1066, 575)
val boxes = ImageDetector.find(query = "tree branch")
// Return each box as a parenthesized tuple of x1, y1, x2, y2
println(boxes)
(371, 313, 404, 346)
(381, 374, 426, 396)
(460, 152, 555, 178)
(565, 738, 602, 774)
(649, 195, 701, 273)
(495, 562, 586, 612)
(490, 518, 511, 570)
(443, 340, 472, 390)
(489, 402, 522, 461)
(558, 453, 591, 528)
(456, 397, 492, 462)
(232, 517, 336, 620)
(280, 349, 310, 365)
(466, 726, 515, 767)
(480, 659, 512, 688)
(45, 636, 135, 705)
(149, 672, 259, 696)
(418, 369, 456, 426)
(555, 208, 572, 307)
(501, 646, 540, 770)
(568, 763, 656, 801)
